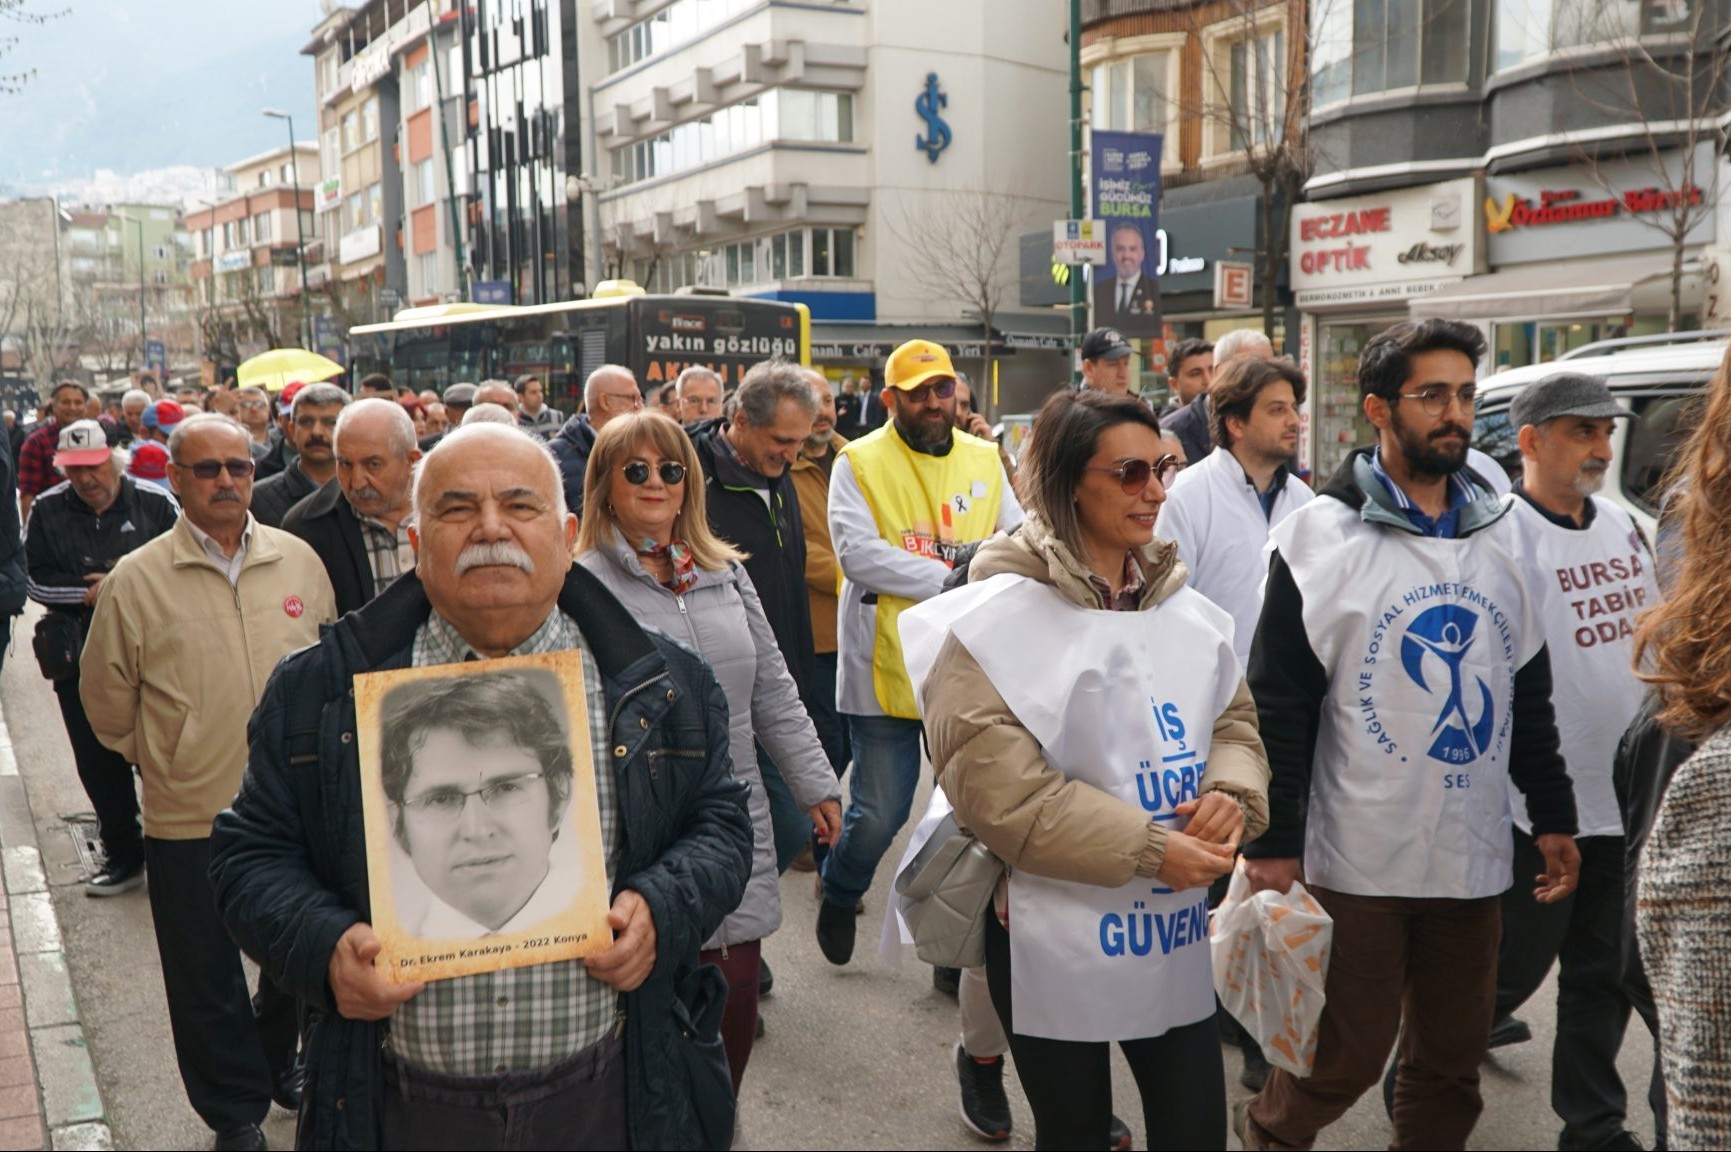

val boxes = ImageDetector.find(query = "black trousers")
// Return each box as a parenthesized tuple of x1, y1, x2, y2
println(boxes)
(1497, 828, 1659, 1149)
(984, 912, 1225, 1150)
(145, 836, 297, 1133)
(54, 675, 143, 872)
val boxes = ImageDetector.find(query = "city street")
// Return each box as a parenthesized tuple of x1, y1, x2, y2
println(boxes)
(0, 603, 1660, 1151)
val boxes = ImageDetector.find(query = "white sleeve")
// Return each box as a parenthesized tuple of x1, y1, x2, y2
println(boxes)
(1154, 485, 1200, 569)
(829, 453, 951, 602)
(995, 463, 1024, 531)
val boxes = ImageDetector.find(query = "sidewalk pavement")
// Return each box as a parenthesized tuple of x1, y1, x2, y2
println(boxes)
(0, 692, 108, 1151)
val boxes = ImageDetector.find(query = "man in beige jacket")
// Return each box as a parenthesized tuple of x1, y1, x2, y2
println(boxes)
(81, 413, 336, 1152)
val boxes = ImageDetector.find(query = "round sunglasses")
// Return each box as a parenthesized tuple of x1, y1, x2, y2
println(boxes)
(622, 460, 687, 486)
(1084, 454, 1182, 495)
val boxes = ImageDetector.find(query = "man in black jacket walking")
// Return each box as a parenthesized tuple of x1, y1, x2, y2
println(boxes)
(690, 360, 821, 873)
(283, 399, 419, 616)
(25, 420, 178, 894)
(250, 383, 348, 528)
(549, 365, 643, 518)
(210, 425, 752, 1151)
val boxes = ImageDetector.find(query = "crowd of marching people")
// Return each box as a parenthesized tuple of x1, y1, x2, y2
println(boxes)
(0, 314, 1726, 1152)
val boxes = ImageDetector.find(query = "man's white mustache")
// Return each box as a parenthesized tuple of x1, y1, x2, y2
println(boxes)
(455, 541, 535, 574)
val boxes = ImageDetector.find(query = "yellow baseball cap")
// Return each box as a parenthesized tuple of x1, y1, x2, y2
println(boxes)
(885, 340, 957, 391)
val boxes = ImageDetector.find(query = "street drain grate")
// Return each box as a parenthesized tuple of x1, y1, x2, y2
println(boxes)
(62, 816, 102, 875)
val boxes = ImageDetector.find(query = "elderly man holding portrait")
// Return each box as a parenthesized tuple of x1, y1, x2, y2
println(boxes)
(211, 423, 753, 1151)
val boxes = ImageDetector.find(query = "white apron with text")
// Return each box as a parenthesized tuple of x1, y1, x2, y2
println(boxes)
(1271, 498, 1542, 899)
(900, 573, 1240, 1042)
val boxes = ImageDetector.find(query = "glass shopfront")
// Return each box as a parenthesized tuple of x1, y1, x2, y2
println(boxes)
(1311, 316, 1401, 484)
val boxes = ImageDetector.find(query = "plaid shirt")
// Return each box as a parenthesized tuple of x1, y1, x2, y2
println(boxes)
(1085, 551, 1146, 612)
(390, 608, 620, 1077)
(356, 513, 415, 599)
(17, 420, 61, 498)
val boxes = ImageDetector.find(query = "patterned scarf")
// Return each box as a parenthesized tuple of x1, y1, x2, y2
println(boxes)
(634, 538, 699, 595)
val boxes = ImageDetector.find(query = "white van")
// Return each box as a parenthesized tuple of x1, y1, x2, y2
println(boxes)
(1471, 333, 1727, 538)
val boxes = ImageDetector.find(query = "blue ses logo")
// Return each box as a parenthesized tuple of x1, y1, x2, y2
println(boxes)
(915, 73, 951, 163)
(1400, 605, 1495, 765)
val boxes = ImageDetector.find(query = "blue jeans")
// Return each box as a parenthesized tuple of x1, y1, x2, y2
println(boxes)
(757, 745, 813, 874)
(819, 713, 924, 908)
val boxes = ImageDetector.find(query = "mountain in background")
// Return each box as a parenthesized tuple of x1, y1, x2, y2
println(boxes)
(0, 0, 321, 200)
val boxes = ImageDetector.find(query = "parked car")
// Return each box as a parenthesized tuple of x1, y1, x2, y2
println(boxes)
(1472, 332, 1727, 539)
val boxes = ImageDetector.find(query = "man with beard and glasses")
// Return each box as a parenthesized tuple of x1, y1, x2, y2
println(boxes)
(80, 413, 334, 1152)
(1465, 372, 1660, 1151)
(284, 398, 421, 615)
(1235, 319, 1580, 1152)
(211, 425, 751, 1150)
(251, 383, 349, 528)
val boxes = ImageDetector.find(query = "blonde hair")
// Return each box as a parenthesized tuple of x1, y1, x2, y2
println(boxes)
(577, 411, 745, 570)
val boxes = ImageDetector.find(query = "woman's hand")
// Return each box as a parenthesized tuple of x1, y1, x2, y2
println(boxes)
(809, 799, 842, 846)
(1154, 831, 1236, 891)
(1175, 792, 1243, 850)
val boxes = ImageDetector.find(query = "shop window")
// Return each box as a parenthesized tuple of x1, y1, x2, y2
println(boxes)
(609, 88, 850, 187)
(363, 98, 380, 144)
(342, 110, 360, 154)
(1311, 317, 1392, 482)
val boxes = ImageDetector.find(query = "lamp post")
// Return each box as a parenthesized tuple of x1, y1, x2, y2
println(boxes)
(121, 215, 146, 369)
(263, 108, 313, 349)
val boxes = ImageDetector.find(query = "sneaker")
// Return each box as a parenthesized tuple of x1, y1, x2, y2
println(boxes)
(1109, 1113, 1132, 1150)
(85, 862, 144, 897)
(816, 897, 857, 965)
(1488, 1014, 1532, 1049)
(933, 965, 961, 997)
(955, 1043, 1012, 1142)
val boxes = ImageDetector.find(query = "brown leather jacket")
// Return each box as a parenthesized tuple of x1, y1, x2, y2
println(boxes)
(922, 512, 1269, 885)
(790, 432, 847, 655)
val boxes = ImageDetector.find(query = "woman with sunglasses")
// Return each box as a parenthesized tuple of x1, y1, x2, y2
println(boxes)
(575, 411, 842, 1093)
(901, 389, 1270, 1149)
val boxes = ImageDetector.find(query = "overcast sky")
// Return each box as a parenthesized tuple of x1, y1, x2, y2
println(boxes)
(0, 0, 321, 195)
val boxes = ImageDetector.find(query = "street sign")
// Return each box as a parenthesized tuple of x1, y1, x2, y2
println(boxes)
(1703, 248, 1731, 330)
(1053, 220, 1107, 265)
(1214, 261, 1255, 310)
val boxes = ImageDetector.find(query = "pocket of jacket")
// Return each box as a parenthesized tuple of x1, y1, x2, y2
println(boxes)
(671, 963, 735, 1150)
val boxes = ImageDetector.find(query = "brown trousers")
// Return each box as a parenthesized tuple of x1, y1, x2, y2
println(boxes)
(1245, 888, 1501, 1151)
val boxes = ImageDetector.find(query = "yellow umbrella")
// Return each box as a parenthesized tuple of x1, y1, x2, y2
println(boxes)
(236, 349, 345, 393)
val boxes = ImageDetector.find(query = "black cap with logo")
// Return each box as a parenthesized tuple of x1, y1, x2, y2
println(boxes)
(1080, 327, 1133, 362)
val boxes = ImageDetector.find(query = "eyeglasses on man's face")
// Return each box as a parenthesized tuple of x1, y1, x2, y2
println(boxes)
(176, 457, 255, 481)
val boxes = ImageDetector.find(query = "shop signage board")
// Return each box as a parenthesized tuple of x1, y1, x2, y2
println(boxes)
(1484, 143, 1717, 265)
(1214, 261, 1254, 310)
(1703, 248, 1731, 330)
(1289, 177, 1480, 309)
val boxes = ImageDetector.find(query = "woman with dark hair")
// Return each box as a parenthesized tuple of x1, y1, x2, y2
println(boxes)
(1634, 345, 1731, 1148)
(575, 410, 842, 1094)
(901, 388, 1270, 1148)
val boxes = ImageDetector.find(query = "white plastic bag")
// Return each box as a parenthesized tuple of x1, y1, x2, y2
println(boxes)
(1210, 858, 1332, 1077)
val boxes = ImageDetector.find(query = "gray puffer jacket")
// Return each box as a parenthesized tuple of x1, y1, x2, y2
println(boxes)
(580, 532, 840, 948)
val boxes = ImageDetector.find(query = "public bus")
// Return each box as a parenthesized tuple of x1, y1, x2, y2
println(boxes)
(347, 282, 810, 409)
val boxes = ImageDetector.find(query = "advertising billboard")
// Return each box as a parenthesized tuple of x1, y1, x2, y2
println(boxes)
(1089, 131, 1164, 337)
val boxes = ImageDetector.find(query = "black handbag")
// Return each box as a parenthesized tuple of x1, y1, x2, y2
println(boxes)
(31, 611, 84, 682)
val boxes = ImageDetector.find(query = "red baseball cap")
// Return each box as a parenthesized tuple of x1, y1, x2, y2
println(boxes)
(280, 381, 307, 408)
(129, 441, 170, 480)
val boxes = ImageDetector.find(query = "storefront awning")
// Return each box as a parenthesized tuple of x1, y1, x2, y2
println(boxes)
(1409, 252, 1696, 322)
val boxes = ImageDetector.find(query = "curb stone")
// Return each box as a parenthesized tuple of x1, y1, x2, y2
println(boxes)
(0, 708, 110, 1149)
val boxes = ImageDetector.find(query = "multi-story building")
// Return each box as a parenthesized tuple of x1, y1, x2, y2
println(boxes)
(0, 197, 73, 398)
(1293, 0, 1730, 480)
(1080, 0, 1306, 393)
(580, 0, 1070, 407)
(186, 144, 321, 378)
(460, 0, 582, 306)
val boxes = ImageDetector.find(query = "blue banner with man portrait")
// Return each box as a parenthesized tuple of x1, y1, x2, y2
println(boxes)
(1090, 131, 1164, 338)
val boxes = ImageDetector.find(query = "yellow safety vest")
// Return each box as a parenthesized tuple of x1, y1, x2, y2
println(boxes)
(841, 425, 1005, 718)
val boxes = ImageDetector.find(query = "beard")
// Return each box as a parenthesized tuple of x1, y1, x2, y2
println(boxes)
(1572, 462, 1609, 498)
(1389, 407, 1469, 478)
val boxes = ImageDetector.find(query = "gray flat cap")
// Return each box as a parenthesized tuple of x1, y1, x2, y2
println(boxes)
(443, 382, 478, 406)
(1509, 372, 1632, 429)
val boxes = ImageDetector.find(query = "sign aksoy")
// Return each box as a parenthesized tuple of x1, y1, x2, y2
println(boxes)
(1289, 178, 1479, 308)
